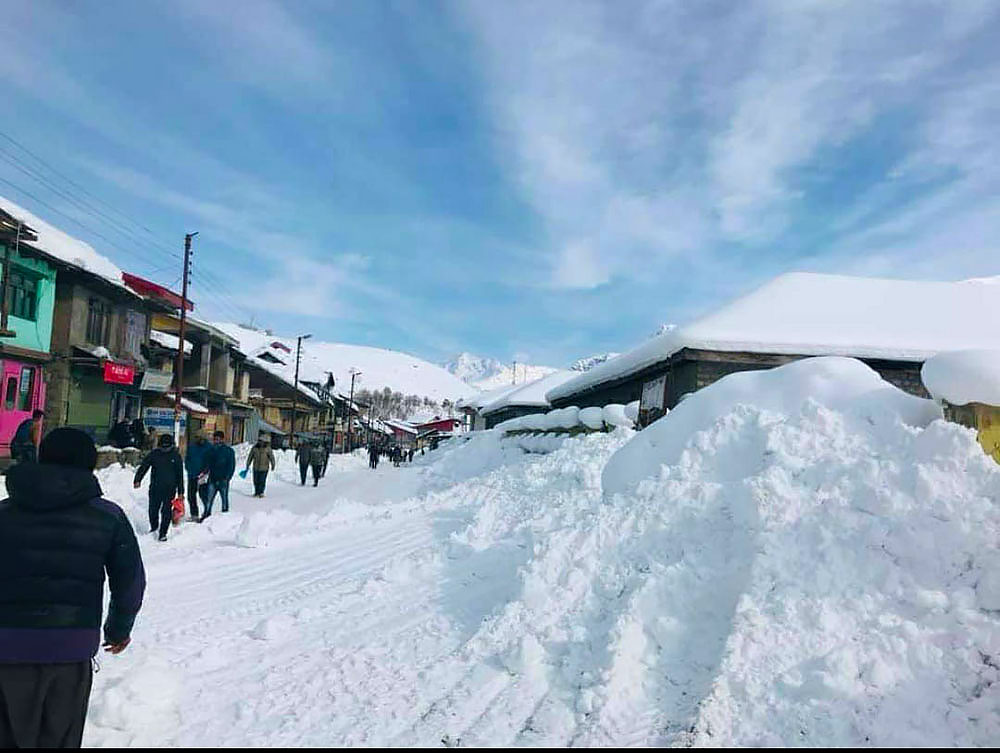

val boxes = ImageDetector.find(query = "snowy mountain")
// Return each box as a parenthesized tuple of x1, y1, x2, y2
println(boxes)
(213, 323, 475, 405)
(443, 352, 557, 391)
(570, 352, 621, 372)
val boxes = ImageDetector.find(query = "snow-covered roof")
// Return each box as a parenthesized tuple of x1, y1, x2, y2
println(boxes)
(481, 370, 577, 414)
(549, 273, 1000, 402)
(0, 195, 126, 289)
(921, 350, 1000, 407)
(212, 322, 475, 404)
(150, 329, 193, 355)
(385, 419, 418, 435)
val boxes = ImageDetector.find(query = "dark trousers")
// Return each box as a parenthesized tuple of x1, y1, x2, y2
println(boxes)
(311, 464, 322, 486)
(0, 661, 92, 748)
(186, 477, 206, 518)
(148, 492, 172, 537)
(299, 463, 310, 485)
(253, 470, 268, 496)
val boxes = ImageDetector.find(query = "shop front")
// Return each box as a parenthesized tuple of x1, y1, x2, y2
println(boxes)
(0, 358, 46, 458)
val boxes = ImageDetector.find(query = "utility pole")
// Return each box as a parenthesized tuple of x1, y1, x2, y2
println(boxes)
(344, 369, 360, 454)
(291, 333, 312, 446)
(173, 232, 197, 444)
(512, 360, 517, 386)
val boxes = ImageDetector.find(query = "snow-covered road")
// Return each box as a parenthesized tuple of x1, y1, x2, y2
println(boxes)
(81, 364, 1000, 749)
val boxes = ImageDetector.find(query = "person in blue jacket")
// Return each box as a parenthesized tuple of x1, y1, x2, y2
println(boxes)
(184, 432, 211, 520)
(200, 430, 236, 522)
(0, 427, 145, 747)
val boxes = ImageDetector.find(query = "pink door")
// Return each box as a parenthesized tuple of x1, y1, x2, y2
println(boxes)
(0, 360, 45, 458)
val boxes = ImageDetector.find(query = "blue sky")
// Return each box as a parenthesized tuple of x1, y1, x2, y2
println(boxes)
(1, 0, 998, 368)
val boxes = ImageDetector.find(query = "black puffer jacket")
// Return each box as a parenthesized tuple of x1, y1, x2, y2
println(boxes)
(0, 463, 146, 663)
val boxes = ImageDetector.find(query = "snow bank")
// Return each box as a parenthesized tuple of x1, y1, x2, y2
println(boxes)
(446, 356, 999, 745)
(922, 349, 1000, 407)
(604, 357, 941, 494)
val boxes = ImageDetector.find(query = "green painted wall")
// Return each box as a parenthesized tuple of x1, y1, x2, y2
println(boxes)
(67, 369, 111, 429)
(1, 244, 56, 354)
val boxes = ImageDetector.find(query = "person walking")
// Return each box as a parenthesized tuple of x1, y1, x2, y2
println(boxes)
(201, 430, 236, 522)
(368, 443, 378, 470)
(408, 448, 414, 463)
(296, 441, 312, 486)
(0, 427, 145, 748)
(184, 432, 211, 521)
(133, 434, 184, 542)
(309, 441, 327, 487)
(10, 409, 44, 464)
(246, 436, 276, 498)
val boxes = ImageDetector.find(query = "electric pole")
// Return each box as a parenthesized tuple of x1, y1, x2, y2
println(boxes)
(173, 232, 196, 444)
(344, 369, 360, 454)
(291, 334, 312, 446)
(512, 360, 517, 385)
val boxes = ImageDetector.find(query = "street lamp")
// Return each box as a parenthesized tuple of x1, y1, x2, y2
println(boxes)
(291, 334, 312, 445)
(344, 368, 361, 454)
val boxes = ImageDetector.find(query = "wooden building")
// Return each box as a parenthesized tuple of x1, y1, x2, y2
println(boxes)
(548, 273, 1000, 426)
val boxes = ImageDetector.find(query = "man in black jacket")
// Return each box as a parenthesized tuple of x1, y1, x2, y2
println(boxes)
(133, 433, 184, 542)
(0, 427, 145, 748)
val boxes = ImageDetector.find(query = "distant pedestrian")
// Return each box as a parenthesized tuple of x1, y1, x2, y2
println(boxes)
(296, 441, 312, 486)
(184, 432, 211, 520)
(108, 419, 132, 449)
(246, 437, 276, 497)
(10, 409, 44, 464)
(130, 418, 147, 449)
(309, 442, 327, 487)
(0, 427, 145, 748)
(368, 444, 378, 470)
(201, 431, 236, 521)
(133, 434, 184, 542)
(408, 448, 414, 463)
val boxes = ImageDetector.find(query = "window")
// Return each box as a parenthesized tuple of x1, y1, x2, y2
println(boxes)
(123, 310, 145, 358)
(6, 268, 39, 321)
(17, 367, 34, 412)
(86, 298, 111, 346)
(3, 376, 16, 411)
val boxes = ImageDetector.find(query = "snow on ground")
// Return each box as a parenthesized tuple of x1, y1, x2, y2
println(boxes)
(84, 357, 1000, 747)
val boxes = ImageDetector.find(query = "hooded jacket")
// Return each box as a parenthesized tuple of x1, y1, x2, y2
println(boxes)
(185, 438, 211, 477)
(0, 463, 146, 663)
(247, 443, 276, 472)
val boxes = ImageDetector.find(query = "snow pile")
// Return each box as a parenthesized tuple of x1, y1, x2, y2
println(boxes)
(496, 400, 641, 435)
(447, 357, 1000, 745)
(603, 356, 940, 493)
(922, 349, 1000, 407)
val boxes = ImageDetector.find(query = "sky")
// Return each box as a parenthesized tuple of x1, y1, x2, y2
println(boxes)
(1, 0, 998, 369)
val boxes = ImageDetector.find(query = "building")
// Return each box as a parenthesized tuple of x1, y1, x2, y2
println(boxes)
(548, 273, 1000, 425)
(479, 371, 577, 429)
(385, 419, 418, 449)
(0, 207, 54, 457)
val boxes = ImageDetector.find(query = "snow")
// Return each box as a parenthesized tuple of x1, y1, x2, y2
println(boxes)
(480, 370, 578, 414)
(922, 350, 1000, 407)
(0, 195, 126, 287)
(444, 352, 557, 391)
(80, 357, 1000, 746)
(604, 357, 941, 494)
(549, 272, 1000, 403)
(214, 323, 474, 404)
(149, 330, 193, 355)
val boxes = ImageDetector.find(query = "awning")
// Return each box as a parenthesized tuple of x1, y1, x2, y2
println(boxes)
(165, 393, 210, 414)
(258, 418, 286, 436)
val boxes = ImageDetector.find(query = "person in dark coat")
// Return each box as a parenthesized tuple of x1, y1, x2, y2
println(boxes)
(130, 418, 147, 450)
(408, 448, 414, 463)
(133, 434, 184, 542)
(184, 433, 211, 520)
(108, 419, 132, 449)
(309, 442, 327, 487)
(201, 431, 236, 521)
(10, 409, 44, 464)
(368, 443, 378, 470)
(295, 441, 312, 486)
(0, 427, 145, 748)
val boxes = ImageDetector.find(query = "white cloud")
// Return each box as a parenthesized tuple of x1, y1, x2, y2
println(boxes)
(461, 0, 1000, 289)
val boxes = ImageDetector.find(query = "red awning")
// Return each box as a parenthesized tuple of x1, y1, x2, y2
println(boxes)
(122, 272, 194, 311)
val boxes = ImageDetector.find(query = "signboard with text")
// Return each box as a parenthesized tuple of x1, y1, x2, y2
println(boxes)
(104, 361, 136, 385)
(143, 407, 187, 431)
(640, 374, 667, 412)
